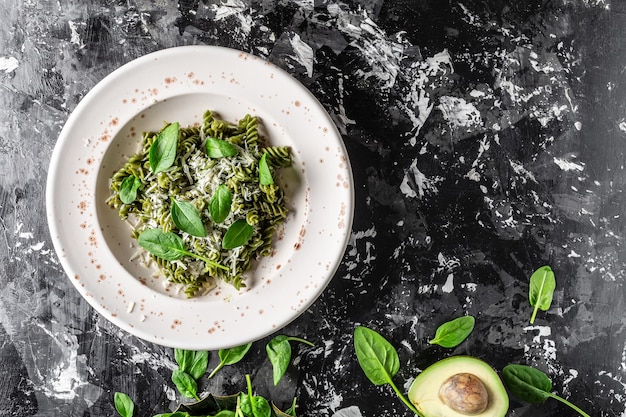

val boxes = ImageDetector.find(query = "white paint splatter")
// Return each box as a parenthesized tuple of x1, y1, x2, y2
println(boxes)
(333, 7, 405, 90)
(509, 159, 537, 184)
(554, 156, 585, 172)
(333, 77, 356, 134)
(400, 159, 444, 198)
(400, 50, 453, 143)
(343, 227, 377, 281)
(0, 56, 19, 73)
(288, 33, 314, 78)
(442, 273, 455, 293)
(130, 350, 175, 370)
(332, 406, 363, 417)
(25, 320, 102, 405)
(418, 284, 438, 294)
(466, 167, 481, 181)
(206, 0, 253, 38)
(68, 21, 85, 49)
(438, 96, 483, 129)
(12, 223, 59, 266)
(524, 325, 551, 341)
(437, 253, 461, 272)
(303, 374, 343, 414)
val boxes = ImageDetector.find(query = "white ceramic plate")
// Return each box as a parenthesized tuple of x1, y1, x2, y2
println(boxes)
(46, 46, 353, 350)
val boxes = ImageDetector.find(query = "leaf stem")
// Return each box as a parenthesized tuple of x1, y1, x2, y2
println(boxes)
(548, 393, 590, 417)
(388, 379, 422, 417)
(180, 248, 229, 271)
(530, 304, 539, 324)
(530, 271, 547, 324)
(246, 374, 253, 398)
(286, 336, 315, 347)
(207, 362, 224, 379)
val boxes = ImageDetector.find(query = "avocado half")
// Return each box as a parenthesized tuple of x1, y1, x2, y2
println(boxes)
(408, 356, 509, 417)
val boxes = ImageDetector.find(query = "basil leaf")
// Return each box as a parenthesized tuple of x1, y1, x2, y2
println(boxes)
(188, 350, 209, 380)
(239, 392, 252, 416)
(258, 153, 274, 185)
(354, 326, 399, 386)
(353, 326, 421, 415)
(153, 413, 190, 417)
(137, 228, 228, 271)
(251, 395, 271, 417)
(502, 364, 551, 404)
(174, 349, 194, 374)
(267, 335, 291, 386)
(529, 265, 556, 323)
(119, 175, 142, 204)
(222, 219, 254, 249)
(428, 315, 475, 348)
(206, 137, 238, 158)
(171, 199, 206, 237)
(172, 369, 200, 400)
(114, 392, 134, 417)
(208, 342, 252, 379)
(242, 374, 271, 417)
(266, 336, 314, 385)
(149, 122, 179, 173)
(502, 364, 591, 416)
(209, 185, 232, 224)
(137, 228, 185, 261)
(213, 411, 236, 417)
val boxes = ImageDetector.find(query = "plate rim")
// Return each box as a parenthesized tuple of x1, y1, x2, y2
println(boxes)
(46, 45, 354, 349)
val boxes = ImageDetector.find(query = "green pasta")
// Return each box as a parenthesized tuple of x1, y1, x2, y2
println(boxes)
(108, 110, 291, 297)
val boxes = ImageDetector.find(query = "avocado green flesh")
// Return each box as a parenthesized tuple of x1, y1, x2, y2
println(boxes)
(408, 356, 509, 417)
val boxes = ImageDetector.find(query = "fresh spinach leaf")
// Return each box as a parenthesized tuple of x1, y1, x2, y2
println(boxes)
(175, 349, 194, 374)
(251, 395, 271, 417)
(206, 137, 238, 158)
(119, 175, 142, 204)
(149, 122, 179, 173)
(529, 265, 556, 324)
(138, 228, 227, 270)
(258, 153, 274, 185)
(175, 349, 209, 381)
(239, 392, 252, 416)
(208, 343, 252, 379)
(172, 369, 200, 401)
(503, 364, 590, 417)
(354, 326, 399, 385)
(209, 185, 232, 224)
(244, 374, 272, 417)
(213, 411, 237, 417)
(222, 219, 254, 249)
(353, 326, 421, 416)
(171, 198, 206, 237)
(266, 335, 314, 385)
(428, 315, 475, 348)
(188, 350, 209, 380)
(138, 228, 187, 261)
(114, 392, 134, 417)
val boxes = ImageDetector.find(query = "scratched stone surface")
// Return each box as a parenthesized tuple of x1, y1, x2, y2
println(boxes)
(1, 0, 625, 416)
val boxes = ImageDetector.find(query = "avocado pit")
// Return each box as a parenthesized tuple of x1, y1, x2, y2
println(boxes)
(439, 373, 489, 415)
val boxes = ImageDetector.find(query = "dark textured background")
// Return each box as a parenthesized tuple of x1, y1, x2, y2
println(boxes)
(1, 0, 624, 416)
